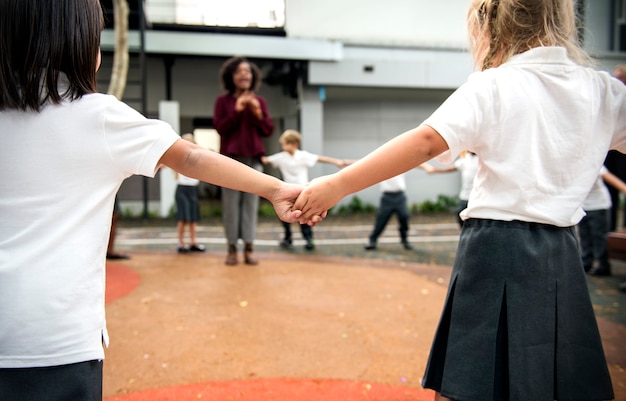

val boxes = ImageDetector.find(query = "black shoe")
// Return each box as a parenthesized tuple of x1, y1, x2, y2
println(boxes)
(106, 252, 130, 260)
(364, 243, 377, 250)
(583, 265, 592, 273)
(305, 239, 315, 250)
(402, 242, 413, 250)
(619, 282, 626, 293)
(279, 239, 292, 248)
(189, 244, 206, 252)
(177, 245, 190, 254)
(589, 266, 611, 276)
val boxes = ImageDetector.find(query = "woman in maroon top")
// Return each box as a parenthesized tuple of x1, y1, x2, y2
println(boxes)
(213, 56, 274, 265)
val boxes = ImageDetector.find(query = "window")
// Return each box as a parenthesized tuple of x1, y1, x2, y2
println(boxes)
(146, 0, 285, 29)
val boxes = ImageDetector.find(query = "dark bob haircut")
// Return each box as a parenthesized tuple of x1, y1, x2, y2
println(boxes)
(218, 56, 263, 94)
(0, 0, 104, 112)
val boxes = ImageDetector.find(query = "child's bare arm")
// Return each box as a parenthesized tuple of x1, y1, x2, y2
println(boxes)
(317, 155, 349, 168)
(603, 170, 626, 195)
(425, 164, 457, 174)
(159, 139, 303, 223)
(294, 124, 448, 224)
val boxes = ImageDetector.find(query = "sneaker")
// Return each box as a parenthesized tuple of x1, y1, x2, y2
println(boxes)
(364, 243, 377, 250)
(279, 239, 292, 248)
(177, 245, 190, 254)
(189, 244, 206, 252)
(305, 239, 315, 250)
(403, 242, 413, 250)
(589, 266, 611, 276)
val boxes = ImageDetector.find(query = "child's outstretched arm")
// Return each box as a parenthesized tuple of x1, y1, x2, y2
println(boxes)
(603, 170, 626, 196)
(317, 155, 349, 168)
(294, 124, 448, 224)
(159, 139, 303, 223)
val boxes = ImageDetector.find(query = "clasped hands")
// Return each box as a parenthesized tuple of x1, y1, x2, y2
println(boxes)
(235, 91, 262, 119)
(275, 175, 343, 227)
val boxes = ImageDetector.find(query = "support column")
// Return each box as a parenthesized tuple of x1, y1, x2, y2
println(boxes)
(158, 100, 180, 218)
(300, 85, 325, 179)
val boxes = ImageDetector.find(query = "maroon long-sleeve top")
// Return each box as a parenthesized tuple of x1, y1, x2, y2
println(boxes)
(213, 93, 274, 158)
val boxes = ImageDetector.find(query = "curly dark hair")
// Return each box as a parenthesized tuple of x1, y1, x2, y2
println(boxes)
(218, 56, 263, 94)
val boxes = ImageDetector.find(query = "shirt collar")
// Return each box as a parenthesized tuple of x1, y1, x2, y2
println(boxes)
(503, 46, 575, 67)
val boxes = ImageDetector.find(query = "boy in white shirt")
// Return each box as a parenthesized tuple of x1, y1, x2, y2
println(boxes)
(580, 166, 626, 276)
(262, 130, 347, 249)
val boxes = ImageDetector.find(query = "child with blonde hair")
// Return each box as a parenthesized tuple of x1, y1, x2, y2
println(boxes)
(174, 133, 205, 253)
(295, 0, 623, 399)
(262, 129, 347, 250)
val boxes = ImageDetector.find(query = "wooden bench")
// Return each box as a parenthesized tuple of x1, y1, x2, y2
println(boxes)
(608, 229, 626, 262)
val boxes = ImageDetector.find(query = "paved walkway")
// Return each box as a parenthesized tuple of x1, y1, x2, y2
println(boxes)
(107, 212, 626, 400)
(115, 212, 626, 326)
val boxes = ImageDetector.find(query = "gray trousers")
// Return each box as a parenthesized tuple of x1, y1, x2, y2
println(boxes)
(221, 156, 261, 246)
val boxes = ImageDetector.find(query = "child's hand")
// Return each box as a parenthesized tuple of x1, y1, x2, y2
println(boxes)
(271, 183, 304, 223)
(294, 175, 342, 225)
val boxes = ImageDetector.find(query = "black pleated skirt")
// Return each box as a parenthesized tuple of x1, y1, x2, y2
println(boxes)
(175, 185, 200, 222)
(422, 219, 614, 401)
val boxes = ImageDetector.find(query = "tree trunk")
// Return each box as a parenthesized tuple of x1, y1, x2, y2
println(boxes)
(108, 0, 129, 99)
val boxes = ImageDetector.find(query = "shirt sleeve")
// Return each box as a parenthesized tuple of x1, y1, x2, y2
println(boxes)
(424, 72, 492, 164)
(266, 152, 284, 167)
(103, 96, 180, 177)
(300, 151, 319, 167)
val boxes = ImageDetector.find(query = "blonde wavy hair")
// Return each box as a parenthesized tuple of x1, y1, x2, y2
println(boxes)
(467, 0, 592, 71)
(279, 129, 302, 147)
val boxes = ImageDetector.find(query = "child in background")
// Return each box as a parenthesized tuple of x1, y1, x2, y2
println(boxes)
(581, 166, 626, 276)
(0, 1, 303, 400)
(262, 129, 347, 250)
(294, 0, 624, 399)
(425, 151, 479, 227)
(364, 165, 432, 251)
(175, 133, 206, 253)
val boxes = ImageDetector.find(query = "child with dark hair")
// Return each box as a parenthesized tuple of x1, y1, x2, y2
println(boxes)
(0, 2, 303, 400)
(295, 0, 624, 399)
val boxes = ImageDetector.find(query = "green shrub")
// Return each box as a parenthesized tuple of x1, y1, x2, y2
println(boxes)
(258, 202, 277, 217)
(418, 194, 458, 212)
(200, 203, 222, 218)
(335, 196, 376, 214)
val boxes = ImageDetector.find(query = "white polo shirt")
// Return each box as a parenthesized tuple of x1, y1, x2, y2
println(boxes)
(266, 149, 319, 185)
(426, 47, 626, 226)
(582, 167, 612, 211)
(0, 92, 179, 368)
(379, 174, 407, 193)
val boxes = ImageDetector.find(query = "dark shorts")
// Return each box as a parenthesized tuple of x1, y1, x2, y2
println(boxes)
(422, 219, 614, 401)
(0, 360, 103, 401)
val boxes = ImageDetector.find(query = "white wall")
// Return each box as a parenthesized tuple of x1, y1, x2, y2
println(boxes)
(321, 97, 460, 208)
(113, 0, 626, 213)
(286, 0, 469, 49)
